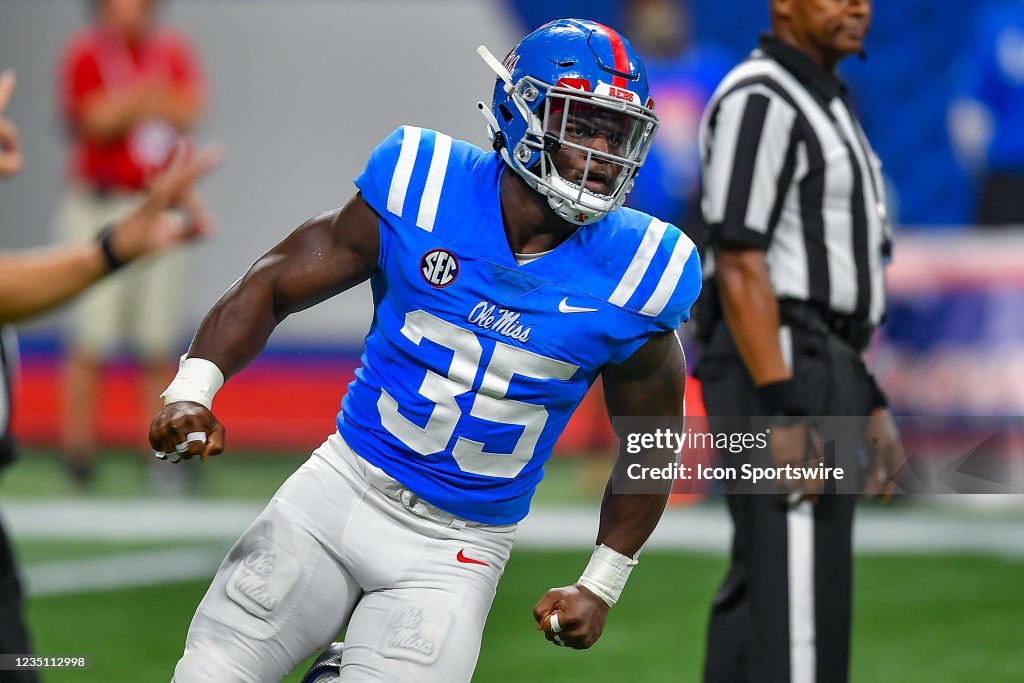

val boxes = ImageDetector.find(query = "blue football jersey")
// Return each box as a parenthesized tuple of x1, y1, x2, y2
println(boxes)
(339, 126, 702, 524)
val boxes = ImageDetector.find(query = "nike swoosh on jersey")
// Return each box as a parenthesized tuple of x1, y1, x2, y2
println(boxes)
(456, 549, 490, 566)
(558, 298, 598, 314)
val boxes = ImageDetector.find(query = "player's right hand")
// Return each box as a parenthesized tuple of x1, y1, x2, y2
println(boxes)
(149, 402, 225, 463)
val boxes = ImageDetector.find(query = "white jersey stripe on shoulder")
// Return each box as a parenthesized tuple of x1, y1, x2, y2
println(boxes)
(640, 231, 696, 317)
(609, 218, 669, 307)
(416, 132, 452, 231)
(386, 126, 422, 217)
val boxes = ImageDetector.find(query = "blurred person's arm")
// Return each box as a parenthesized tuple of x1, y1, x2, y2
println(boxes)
(715, 246, 790, 388)
(79, 82, 203, 141)
(701, 84, 796, 408)
(863, 376, 903, 500)
(145, 82, 204, 130)
(0, 142, 220, 324)
(142, 35, 205, 131)
(1, 68, 220, 322)
(63, 42, 141, 142)
(67, 35, 206, 141)
(143, 36, 206, 131)
(531, 331, 686, 650)
(78, 85, 149, 142)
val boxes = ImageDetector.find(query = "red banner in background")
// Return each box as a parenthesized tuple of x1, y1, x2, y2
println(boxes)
(12, 355, 707, 455)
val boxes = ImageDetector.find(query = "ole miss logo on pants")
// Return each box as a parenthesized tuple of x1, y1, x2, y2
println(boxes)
(420, 248, 459, 288)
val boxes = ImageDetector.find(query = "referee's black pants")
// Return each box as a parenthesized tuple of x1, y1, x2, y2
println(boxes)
(0, 512, 38, 683)
(698, 321, 875, 683)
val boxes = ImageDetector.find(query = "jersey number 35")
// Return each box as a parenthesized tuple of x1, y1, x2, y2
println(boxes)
(378, 310, 578, 478)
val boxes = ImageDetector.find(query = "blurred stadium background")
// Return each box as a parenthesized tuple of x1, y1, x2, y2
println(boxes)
(0, 0, 1022, 681)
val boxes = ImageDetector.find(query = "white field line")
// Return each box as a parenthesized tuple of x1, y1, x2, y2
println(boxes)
(3, 499, 1023, 557)
(24, 547, 226, 597)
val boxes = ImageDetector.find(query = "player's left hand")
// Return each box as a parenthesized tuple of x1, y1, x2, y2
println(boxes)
(863, 407, 905, 500)
(533, 584, 609, 649)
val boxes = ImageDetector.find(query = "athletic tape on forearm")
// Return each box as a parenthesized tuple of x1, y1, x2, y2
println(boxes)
(577, 544, 638, 607)
(160, 356, 224, 409)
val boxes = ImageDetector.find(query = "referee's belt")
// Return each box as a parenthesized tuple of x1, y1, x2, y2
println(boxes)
(778, 299, 875, 352)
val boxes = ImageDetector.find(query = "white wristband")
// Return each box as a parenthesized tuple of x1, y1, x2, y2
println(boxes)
(577, 544, 638, 607)
(161, 356, 225, 410)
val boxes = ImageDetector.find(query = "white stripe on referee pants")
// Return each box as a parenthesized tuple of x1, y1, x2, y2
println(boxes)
(788, 500, 816, 683)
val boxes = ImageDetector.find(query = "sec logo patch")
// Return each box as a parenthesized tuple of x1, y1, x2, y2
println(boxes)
(420, 249, 459, 288)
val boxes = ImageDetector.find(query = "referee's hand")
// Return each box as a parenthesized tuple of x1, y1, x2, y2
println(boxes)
(768, 419, 826, 504)
(863, 407, 904, 500)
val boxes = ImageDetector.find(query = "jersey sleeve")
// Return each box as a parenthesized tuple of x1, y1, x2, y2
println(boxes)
(699, 83, 798, 250)
(354, 126, 406, 216)
(605, 224, 703, 365)
(354, 125, 456, 227)
(355, 126, 462, 269)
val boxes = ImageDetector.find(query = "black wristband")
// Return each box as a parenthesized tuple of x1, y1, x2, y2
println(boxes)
(867, 372, 888, 410)
(756, 379, 805, 417)
(96, 224, 126, 272)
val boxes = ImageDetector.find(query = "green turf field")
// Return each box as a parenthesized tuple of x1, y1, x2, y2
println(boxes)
(6, 450, 1024, 682)
(14, 549, 1024, 682)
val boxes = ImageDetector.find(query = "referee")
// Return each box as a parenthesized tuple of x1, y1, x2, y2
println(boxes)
(0, 68, 218, 681)
(695, 1, 903, 682)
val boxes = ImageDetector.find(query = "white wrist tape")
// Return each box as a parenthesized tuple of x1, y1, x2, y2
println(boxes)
(161, 356, 224, 410)
(577, 544, 638, 607)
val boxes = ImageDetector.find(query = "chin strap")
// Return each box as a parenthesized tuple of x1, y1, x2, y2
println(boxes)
(477, 101, 502, 145)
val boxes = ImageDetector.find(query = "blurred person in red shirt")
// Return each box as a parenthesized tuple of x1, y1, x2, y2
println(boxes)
(56, 0, 206, 487)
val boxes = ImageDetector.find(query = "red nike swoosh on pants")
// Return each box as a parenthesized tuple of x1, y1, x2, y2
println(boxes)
(456, 549, 489, 566)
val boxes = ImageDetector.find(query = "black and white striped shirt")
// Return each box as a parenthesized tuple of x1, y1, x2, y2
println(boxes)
(699, 35, 891, 325)
(0, 325, 18, 468)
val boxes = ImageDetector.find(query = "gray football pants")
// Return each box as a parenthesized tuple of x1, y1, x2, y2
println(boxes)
(171, 432, 516, 683)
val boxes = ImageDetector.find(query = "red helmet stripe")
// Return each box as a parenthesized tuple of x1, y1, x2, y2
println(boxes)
(593, 22, 629, 88)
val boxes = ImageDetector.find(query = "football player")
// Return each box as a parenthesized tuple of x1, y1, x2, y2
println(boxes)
(151, 19, 701, 683)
